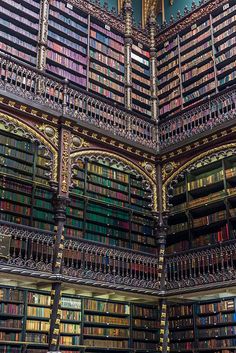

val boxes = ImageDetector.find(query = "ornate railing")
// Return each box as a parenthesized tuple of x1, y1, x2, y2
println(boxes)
(165, 240, 236, 291)
(0, 222, 53, 272)
(0, 221, 160, 293)
(62, 239, 160, 292)
(159, 88, 236, 150)
(0, 53, 157, 150)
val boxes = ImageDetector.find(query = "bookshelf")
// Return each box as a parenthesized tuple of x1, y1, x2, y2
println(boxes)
(0, 285, 160, 352)
(131, 41, 151, 117)
(67, 159, 156, 254)
(47, 0, 88, 87)
(0, 130, 54, 232)
(169, 298, 236, 353)
(167, 155, 236, 254)
(157, 0, 236, 120)
(0, 0, 40, 65)
(83, 298, 130, 351)
(89, 17, 125, 105)
(132, 304, 159, 352)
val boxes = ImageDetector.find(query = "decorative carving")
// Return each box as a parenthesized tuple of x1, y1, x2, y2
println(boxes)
(60, 130, 71, 195)
(71, 150, 158, 211)
(36, 123, 58, 146)
(140, 161, 156, 181)
(67, 0, 147, 44)
(0, 113, 58, 182)
(162, 161, 180, 180)
(71, 135, 90, 150)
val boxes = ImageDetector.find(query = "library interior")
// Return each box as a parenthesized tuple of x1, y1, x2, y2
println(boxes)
(0, 0, 236, 352)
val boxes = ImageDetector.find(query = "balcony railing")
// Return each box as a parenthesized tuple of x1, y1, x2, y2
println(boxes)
(0, 221, 160, 293)
(159, 88, 236, 150)
(165, 240, 236, 292)
(63, 238, 160, 292)
(0, 53, 157, 151)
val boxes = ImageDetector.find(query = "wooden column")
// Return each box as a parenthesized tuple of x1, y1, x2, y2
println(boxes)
(148, 6, 160, 150)
(159, 300, 170, 353)
(48, 127, 72, 352)
(123, 0, 133, 110)
(37, 0, 50, 71)
(153, 163, 168, 290)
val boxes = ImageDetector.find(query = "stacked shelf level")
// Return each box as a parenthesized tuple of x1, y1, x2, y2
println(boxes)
(67, 159, 156, 254)
(131, 41, 151, 117)
(0, 285, 160, 353)
(0, 130, 54, 232)
(0, 0, 40, 65)
(157, 0, 236, 120)
(167, 155, 236, 254)
(169, 298, 236, 353)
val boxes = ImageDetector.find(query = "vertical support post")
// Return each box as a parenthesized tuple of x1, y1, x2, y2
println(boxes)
(148, 6, 160, 151)
(123, 0, 133, 110)
(159, 300, 170, 353)
(37, 0, 50, 71)
(48, 127, 72, 352)
(153, 163, 168, 290)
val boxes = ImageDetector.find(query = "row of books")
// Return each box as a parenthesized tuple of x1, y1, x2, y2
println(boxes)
(46, 64, 87, 87)
(90, 62, 123, 83)
(48, 41, 87, 64)
(50, 9, 88, 33)
(83, 327, 128, 337)
(0, 288, 23, 302)
(89, 72, 124, 93)
(51, 0, 88, 25)
(193, 210, 227, 228)
(2, 0, 39, 19)
(84, 339, 128, 348)
(89, 83, 124, 104)
(169, 317, 193, 329)
(85, 300, 129, 314)
(197, 313, 236, 326)
(197, 300, 235, 315)
(169, 305, 193, 318)
(26, 320, 49, 332)
(48, 29, 87, 54)
(84, 315, 129, 326)
(0, 303, 23, 315)
(198, 338, 236, 348)
(90, 37, 124, 63)
(0, 189, 31, 205)
(198, 326, 236, 338)
(170, 330, 194, 341)
(188, 169, 223, 192)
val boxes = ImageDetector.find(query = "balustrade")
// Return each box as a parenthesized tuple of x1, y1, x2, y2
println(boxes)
(159, 89, 236, 149)
(0, 53, 156, 150)
(165, 240, 236, 291)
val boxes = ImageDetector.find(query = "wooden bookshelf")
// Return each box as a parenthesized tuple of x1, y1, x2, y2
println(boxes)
(0, 131, 54, 232)
(0, 284, 161, 353)
(169, 299, 236, 353)
(157, 0, 236, 120)
(167, 155, 236, 254)
(67, 159, 156, 255)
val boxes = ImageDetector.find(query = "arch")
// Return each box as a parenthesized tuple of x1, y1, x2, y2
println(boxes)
(163, 143, 236, 210)
(71, 149, 158, 211)
(0, 112, 58, 182)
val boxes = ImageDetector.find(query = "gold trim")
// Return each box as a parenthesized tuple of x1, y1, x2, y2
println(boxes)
(71, 150, 158, 211)
(118, 0, 124, 12)
(162, 143, 236, 210)
(0, 113, 58, 182)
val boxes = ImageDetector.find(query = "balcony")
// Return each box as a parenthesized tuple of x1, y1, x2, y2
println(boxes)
(159, 87, 236, 151)
(0, 52, 157, 152)
(0, 221, 161, 295)
(165, 239, 236, 294)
